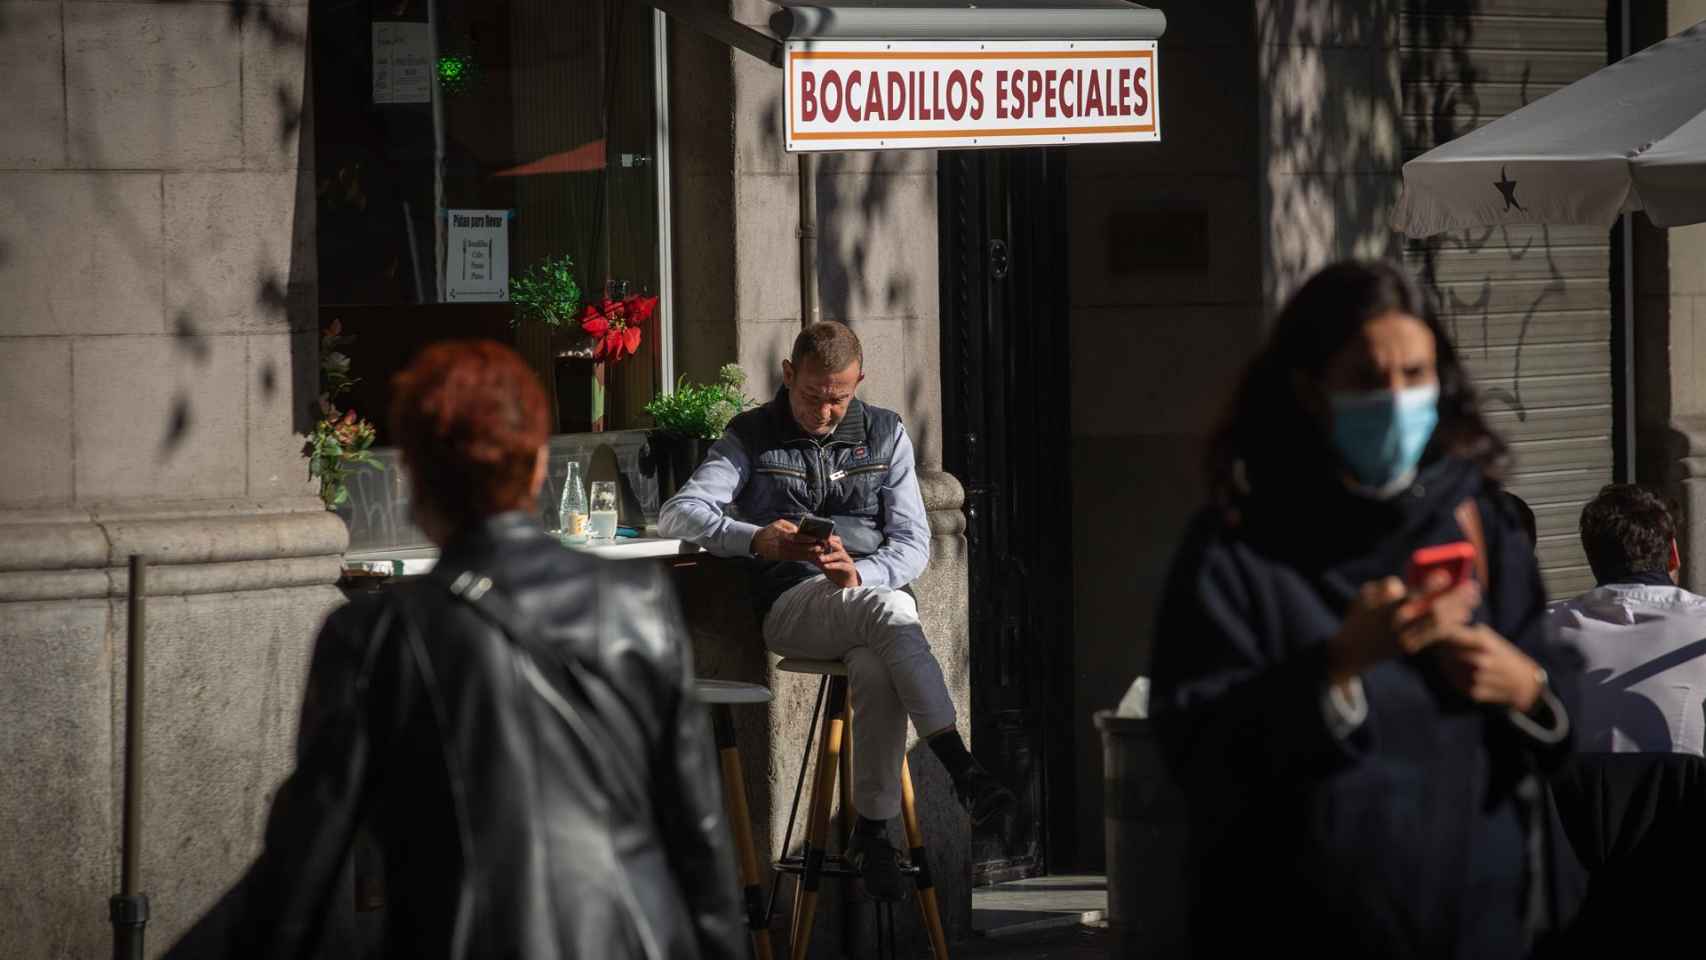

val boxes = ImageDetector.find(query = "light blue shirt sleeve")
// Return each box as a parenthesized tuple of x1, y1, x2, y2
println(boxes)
(656, 433, 763, 558)
(855, 425, 932, 590)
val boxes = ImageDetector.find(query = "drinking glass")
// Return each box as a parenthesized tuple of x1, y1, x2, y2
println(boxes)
(588, 481, 619, 542)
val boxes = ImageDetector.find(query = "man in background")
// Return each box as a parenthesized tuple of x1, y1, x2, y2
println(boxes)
(1550, 483, 1706, 755)
(1549, 483, 1706, 950)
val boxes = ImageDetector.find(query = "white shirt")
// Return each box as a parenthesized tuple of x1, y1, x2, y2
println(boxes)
(1551, 583, 1706, 756)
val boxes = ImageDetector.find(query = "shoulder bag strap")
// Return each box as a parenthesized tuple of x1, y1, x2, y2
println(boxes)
(441, 570, 666, 960)
(442, 571, 645, 807)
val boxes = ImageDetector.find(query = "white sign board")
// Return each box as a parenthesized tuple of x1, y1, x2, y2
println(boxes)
(373, 22, 432, 105)
(784, 39, 1158, 153)
(446, 210, 509, 302)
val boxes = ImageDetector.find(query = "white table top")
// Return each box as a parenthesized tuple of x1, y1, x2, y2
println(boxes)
(344, 536, 698, 578)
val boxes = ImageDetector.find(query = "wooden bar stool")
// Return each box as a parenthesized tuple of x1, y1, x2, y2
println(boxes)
(767, 658, 950, 960)
(693, 679, 776, 960)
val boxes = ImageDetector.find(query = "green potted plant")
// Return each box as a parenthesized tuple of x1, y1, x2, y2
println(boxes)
(643, 363, 753, 500)
(306, 319, 382, 508)
(509, 254, 583, 329)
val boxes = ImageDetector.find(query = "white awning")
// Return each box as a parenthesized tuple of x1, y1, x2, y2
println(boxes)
(1392, 19, 1706, 237)
(770, 0, 1167, 41)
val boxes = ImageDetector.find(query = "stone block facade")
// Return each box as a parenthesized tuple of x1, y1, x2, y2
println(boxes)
(1, 4, 969, 958)
(0, 3, 338, 957)
(0, 506, 345, 957)
(64, 2, 245, 169)
(1065, 7, 1267, 868)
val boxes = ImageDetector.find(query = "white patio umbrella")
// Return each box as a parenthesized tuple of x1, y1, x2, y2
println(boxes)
(1393, 19, 1706, 238)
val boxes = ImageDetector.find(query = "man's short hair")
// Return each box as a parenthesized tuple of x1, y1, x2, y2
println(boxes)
(390, 339, 549, 528)
(1580, 483, 1677, 583)
(790, 321, 863, 373)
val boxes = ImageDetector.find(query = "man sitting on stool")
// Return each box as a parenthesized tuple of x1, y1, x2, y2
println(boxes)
(660, 321, 1015, 900)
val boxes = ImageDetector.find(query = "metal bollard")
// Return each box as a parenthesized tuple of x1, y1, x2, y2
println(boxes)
(111, 555, 149, 960)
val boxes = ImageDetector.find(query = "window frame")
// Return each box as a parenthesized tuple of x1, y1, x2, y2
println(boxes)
(651, 9, 677, 394)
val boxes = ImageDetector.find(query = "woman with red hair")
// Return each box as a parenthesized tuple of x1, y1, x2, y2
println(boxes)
(167, 341, 746, 960)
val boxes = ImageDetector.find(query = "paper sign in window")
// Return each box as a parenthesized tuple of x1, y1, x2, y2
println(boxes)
(373, 22, 432, 105)
(446, 210, 511, 302)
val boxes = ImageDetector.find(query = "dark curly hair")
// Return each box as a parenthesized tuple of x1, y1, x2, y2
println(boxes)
(1579, 483, 1677, 583)
(390, 339, 550, 528)
(1208, 260, 1507, 506)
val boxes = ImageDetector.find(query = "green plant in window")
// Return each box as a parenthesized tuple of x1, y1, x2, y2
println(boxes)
(509, 254, 583, 329)
(644, 364, 754, 440)
(305, 319, 382, 509)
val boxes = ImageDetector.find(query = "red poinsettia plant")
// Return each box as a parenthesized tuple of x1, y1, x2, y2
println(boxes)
(578, 289, 659, 365)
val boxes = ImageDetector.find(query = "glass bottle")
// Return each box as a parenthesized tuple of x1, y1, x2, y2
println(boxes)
(559, 461, 589, 543)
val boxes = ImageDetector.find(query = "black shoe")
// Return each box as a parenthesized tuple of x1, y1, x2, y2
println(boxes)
(953, 760, 1017, 827)
(848, 830, 906, 902)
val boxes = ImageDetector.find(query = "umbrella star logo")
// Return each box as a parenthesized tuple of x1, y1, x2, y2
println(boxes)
(1495, 165, 1525, 212)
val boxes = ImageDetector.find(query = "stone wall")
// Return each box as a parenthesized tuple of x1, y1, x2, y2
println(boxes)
(0, 1, 961, 957)
(1064, 5, 1265, 869)
(1255, 0, 1404, 307)
(0, 2, 342, 957)
(716, 0, 944, 470)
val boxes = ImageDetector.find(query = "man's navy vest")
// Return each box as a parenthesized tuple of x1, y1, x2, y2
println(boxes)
(727, 387, 903, 610)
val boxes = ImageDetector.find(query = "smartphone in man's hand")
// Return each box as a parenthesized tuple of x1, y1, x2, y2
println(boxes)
(796, 514, 836, 542)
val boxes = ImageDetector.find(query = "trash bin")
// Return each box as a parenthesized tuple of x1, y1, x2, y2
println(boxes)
(1095, 708, 1189, 958)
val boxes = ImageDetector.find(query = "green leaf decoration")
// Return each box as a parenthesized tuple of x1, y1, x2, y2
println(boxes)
(510, 254, 583, 329)
(644, 365, 757, 440)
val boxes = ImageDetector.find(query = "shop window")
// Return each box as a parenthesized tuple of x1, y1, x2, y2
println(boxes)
(311, 0, 666, 437)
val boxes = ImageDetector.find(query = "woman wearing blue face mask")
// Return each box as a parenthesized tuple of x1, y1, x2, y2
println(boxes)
(1151, 260, 1581, 958)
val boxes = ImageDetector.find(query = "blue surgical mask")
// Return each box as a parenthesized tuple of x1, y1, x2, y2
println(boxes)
(1328, 384, 1440, 496)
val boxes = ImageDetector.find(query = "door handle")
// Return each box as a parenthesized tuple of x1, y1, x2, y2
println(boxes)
(988, 239, 1010, 280)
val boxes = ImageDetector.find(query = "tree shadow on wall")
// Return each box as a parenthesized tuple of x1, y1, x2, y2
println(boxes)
(1256, 0, 1406, 309)
(1257, 1, 1584, 437)
(0, 1, 317, 473)
(756, 87, 938, 467)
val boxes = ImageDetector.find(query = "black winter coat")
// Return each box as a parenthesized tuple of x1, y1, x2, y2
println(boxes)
(164, 513, 747, 960)
(1551, 752, 1706, 954)
(1152, 457, 1582, 959)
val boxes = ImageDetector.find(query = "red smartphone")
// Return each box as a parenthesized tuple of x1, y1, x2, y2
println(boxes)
(1406, 541, 1477, 597)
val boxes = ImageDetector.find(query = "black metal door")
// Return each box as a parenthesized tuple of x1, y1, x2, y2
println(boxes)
(939, 149, 1074, 884)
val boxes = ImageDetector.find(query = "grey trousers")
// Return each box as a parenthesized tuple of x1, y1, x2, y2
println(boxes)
(763, 575, 957, 820)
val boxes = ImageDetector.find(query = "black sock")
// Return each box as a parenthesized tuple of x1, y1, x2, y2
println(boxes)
(855, 815, 888, 839)
(927, 729, 975, 780)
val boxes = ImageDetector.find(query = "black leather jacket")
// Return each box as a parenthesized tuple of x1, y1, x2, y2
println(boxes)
(165, 513, 746, 960)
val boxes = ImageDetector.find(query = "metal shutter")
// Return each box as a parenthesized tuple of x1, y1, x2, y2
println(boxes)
(1402, 1, 1611, 598)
